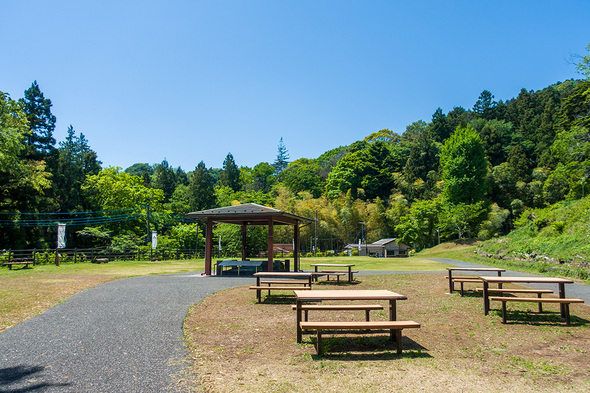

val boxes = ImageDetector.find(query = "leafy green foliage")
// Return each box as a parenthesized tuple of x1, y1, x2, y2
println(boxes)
(440, 125, 488, 204)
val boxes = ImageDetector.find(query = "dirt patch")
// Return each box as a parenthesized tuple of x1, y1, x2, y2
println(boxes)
(184, 274, 590, 392)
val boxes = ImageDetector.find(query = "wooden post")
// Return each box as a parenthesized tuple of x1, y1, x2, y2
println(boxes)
(205, 218, 213, 275)
(267, 218, 274, 272)
(241, 224, 247, 261)
(294, 223, 300, 272)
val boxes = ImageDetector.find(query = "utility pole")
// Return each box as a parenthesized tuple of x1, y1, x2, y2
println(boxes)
(359, 222, 366, 256)
(146, 203, 151, 244)
(314, 210, 318, 256)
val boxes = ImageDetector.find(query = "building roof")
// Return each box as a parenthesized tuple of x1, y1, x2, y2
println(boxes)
(185, 203, 314, 226)
(370, 238, 399, 246)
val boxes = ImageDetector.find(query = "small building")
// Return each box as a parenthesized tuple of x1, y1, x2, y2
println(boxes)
(344, 238, 411, 257)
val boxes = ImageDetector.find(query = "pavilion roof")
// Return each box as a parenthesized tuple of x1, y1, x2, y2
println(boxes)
(185, 203, 314, 226)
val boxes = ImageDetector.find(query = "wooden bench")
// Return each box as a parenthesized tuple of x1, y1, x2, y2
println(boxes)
(318, 270, 359, 282)
(249, 285, 311, 302)
(445, 276, 482, 296)
(311, 272, 347, 283)
(291, 304, 384, 321)
(489, 296, 585, 325)
(476, 288, 554, 312)
(299, 320, 420, 355)
(2, 261, 33, 270)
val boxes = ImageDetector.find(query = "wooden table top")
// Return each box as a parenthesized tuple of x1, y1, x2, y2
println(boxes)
(447, 267, 505, 272)
(479, 276, 574, 284)
(294, 289, 406, 301)
(254, 272, 312, 277)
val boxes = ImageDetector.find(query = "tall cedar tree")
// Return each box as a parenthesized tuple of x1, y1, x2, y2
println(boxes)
(188, 161, 216, 211)
(273, 137, 289, 177)
(219, 153, 241, 191)
(19, 81, 56, 159)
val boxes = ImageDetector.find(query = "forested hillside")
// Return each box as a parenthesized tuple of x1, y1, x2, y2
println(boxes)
(2, 48, 590, 256)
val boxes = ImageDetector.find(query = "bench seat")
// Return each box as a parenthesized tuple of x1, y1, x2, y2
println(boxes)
(299, 320, 420, 355)
(249, 285, 311, 302)
(311, 272, 346, 283)
(489, 296, 585, 325)
(291, 304, 384, 321)
(2, 261, 33, 270)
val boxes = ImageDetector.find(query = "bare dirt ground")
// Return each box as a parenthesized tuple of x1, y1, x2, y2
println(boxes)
(184, 273, 590, 392)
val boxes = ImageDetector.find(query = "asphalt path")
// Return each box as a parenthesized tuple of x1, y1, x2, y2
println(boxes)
(0, 273, 248, 393)
(1, 259, 589, 392)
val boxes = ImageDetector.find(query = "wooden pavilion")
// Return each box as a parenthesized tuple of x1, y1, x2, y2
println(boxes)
(185, 203, 314, 275)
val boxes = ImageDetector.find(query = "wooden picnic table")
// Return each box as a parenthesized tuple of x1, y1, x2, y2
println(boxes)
(479, 276, 575, 319)
(310, 263, 356, 282)
(251, 272, 313, 302)
(294, 289, 407, 343)
(446, 267, 505, 294)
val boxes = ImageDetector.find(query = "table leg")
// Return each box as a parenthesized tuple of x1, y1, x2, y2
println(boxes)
(348, 266, 352, 282)
(483, 281, 489, 315)
(448, 271, 454, 293)
(296, 299, 303, 343)
(558, 283, 566, 319)
(389, 299, 397, 341)
(256, 277, 261, 302)
(314, 266, 319, 282)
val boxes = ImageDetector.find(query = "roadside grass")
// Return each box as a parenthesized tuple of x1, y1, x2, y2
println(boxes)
(184, 273, 590, 392)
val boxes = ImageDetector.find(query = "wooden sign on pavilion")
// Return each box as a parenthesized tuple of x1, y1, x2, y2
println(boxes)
(185, 203, 313, 275)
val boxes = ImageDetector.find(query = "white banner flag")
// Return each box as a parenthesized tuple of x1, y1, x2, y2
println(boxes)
(152, 231, 158, 249)
(57, 223, 66, 249)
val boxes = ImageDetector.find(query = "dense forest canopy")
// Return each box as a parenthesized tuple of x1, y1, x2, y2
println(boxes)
(2, 46, 590, 255)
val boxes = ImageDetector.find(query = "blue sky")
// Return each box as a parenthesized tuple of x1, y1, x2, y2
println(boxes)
(2, 1, 589, 171)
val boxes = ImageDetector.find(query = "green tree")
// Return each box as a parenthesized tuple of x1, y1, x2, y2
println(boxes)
(273, 137, 290, 177)
(188, 161, 216, 211)
(575, 42, 590, 80)
(152, 159, 176, 203)
(439, 201, 488, 239)
(218, 152, 241, 192)
(53, 125, 101, 211)
(19, 81, 56, 159)
(429, 108, 452, 142)
(395, 199, 439, 250)
(82, 167, 164, 237)
(440, 125, 488, 204)
(473, 90, 497, 119)
(281, 158, 324, 198)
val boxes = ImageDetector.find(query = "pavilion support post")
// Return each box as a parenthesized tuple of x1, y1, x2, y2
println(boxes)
(205, 218, 213, 275)
(294, 223, 300, 272)
(241, 224, 247, 261)
(267, 218, 274, 272)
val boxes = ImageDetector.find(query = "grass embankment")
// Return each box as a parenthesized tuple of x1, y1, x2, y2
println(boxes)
(473, 197, 590, 282)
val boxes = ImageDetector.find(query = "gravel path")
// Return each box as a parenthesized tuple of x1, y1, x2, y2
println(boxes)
(0, 272, 248, 392)
(1, 259, 588, 392)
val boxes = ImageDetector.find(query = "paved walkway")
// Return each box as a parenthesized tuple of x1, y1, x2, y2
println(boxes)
(1, 259, 588, 392)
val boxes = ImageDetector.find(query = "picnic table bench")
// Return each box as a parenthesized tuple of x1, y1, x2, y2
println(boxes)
(311, 271, 347, 283)
(310, 264, 357, 282)
(446, 267, 505, 295)
(2, 259, 34, 270)
(299, 320, 421, 355)
(490, 296, 585, 325)
(291, 304, 384, 321)
(475, 287, 554, 312)
(250, 272, 313, 302)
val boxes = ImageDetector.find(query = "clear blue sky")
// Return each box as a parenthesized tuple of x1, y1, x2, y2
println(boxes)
(2, 1, 589, 171)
